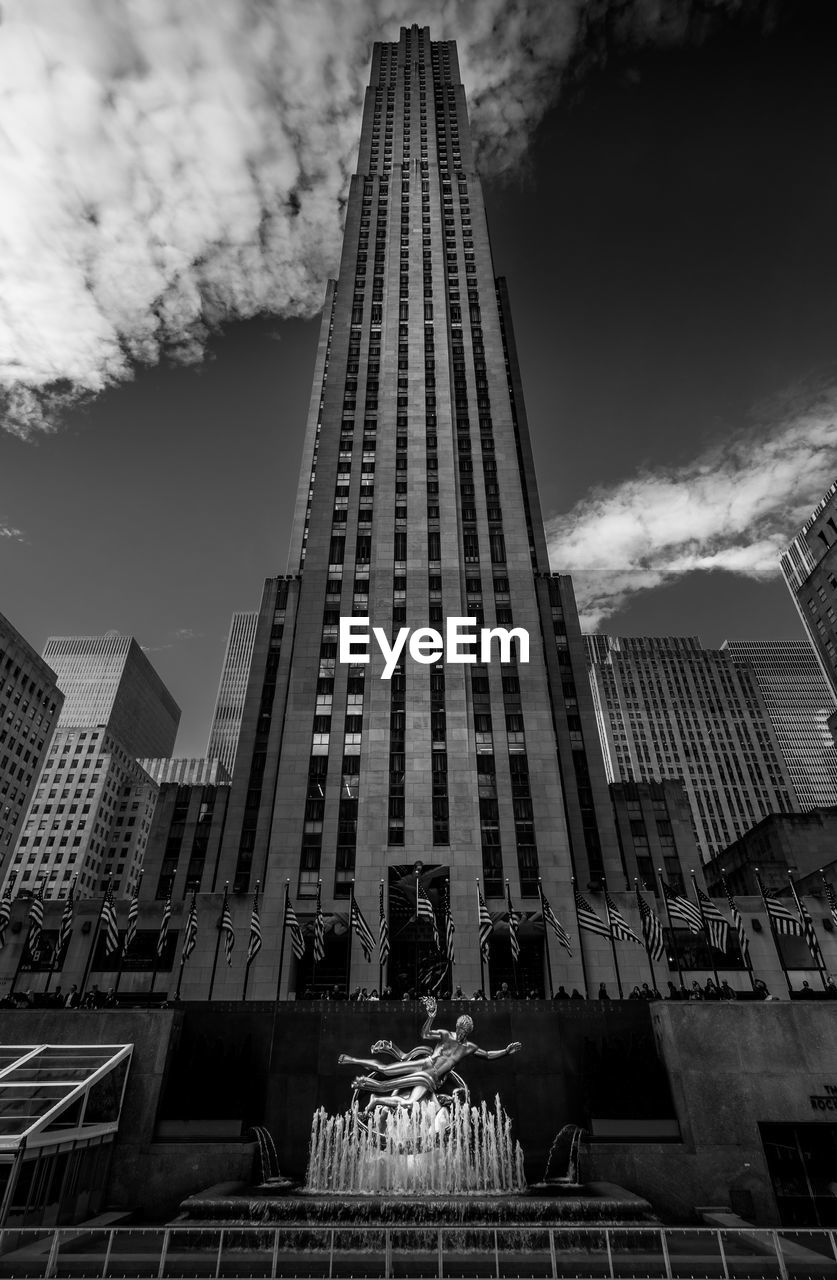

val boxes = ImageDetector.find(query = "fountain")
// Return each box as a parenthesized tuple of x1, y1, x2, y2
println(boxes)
(179, 998, 654, 1237)
(247, 1126, 295, 1193)
(306, 1095, 525, 1195)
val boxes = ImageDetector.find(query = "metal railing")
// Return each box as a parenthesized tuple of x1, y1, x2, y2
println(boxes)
(0, 1224, 836, 1279)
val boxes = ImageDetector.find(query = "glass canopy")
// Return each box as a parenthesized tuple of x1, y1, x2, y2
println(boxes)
(0, 1044, 132, 1151)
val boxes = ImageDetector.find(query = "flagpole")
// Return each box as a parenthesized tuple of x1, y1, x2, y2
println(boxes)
(656, 867, 685, 993)
(691, 870, 720, 987)
(345, 880, 356, 997)
(444, 884, 453, 997)
(207, 882, 228, 1001)
(79, 879, 111, 1003)
(476, 879, 487, 996)
(413, 869, 420, 995)
(788, 871, 828, 989)
(634, 880, 657, 989)
(537, 880, 554, 998)
(570, 878, 591, 998)
(378, 879, 384, 995)
(45, 877, 75, 996)
(10, 882, 41, 998)
(242, 881, 260, 1002)
(313, 881, 321, 994)
(276, 880, 291, 1002)
(720, 870, 756, 991)
(754, 867, 793, 996)
(602, 889, 623, 1000)
(505, 880, 520, 996)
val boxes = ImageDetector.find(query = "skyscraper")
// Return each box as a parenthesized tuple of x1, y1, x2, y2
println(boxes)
(211, 26, 620, 997)
(206, 612, 258, 777)
(722, 640, 837, 810)
(781, 480, 837, 703)
(4, 634, 180, 899)
(0, 611, 64, 869)
(586, 635, 799, 864)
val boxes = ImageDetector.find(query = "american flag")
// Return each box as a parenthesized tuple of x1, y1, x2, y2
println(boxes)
(762, 887, 803, 936)
(506, 882, 520, 962)
(101, 887, 120, 956)
(157, 894, 172, 958)
(635, 886, 664, 961)
(220, 891, 235, 965)
(605, 892, 642, 945)
(695, 884, 729, 954)
(26, 882, 45, 956)
(574, 890, 610, 938)
(444, 889, 455, 965)
(284, 891, 306, 960)
(723, 880, 750, 963)
(181, 893, 198, 961)
(247, 885, 262, 963)
(476, 882, 492, 961)
(538, 884, 572, 956)
(378, 881, 389, 966)
(123, 876, 140, 957)
(416, 880, 440, 951)
(0, 883, 12, 949)
(314, 881, 326, 964)
(822, 877, 837, 929)
(661, 880, 702, 934)
(788, 880, 824, 966)
(350, 894, 375, 962)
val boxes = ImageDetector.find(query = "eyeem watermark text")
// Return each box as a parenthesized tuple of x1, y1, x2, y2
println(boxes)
(339, 617, 529, 680)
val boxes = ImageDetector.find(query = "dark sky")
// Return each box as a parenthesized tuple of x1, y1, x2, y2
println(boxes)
(2, 2, 835, 755)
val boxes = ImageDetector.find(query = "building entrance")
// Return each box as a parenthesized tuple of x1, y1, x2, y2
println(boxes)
(760, 1123, 837, 1227)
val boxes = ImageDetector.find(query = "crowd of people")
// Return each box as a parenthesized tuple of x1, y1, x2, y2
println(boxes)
(299, 975, 837, 1002)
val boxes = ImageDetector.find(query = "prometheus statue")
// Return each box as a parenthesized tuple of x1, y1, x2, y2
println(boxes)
(338, 995, 522, 1111)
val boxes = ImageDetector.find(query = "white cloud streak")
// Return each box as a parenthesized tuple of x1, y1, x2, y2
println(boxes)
(546, 376, 837, 628)
(0, 0, 783, 436)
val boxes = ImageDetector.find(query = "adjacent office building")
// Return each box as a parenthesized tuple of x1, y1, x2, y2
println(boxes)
(586, 635, 799, 864)
(206, 26, 622, 997)
(206, 613, 258, 777)
(781, 480, 837, 701)
(0, 612, 64, 867)
(721, 640, 837, 810)
(3, 635, 180, 899)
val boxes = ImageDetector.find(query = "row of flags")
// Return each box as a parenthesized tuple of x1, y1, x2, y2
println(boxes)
(4, 867, 836, 979)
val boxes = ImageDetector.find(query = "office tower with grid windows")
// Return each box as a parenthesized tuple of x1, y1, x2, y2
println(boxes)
(2, 634, 180, 900)
(586, 635, 800, 864)
(207, 612, 258, 777)
(0, 612, 64, 870)
(781, 481, 837, 711)
(721, 640, 837, 811)
(204, 26, 621, 998)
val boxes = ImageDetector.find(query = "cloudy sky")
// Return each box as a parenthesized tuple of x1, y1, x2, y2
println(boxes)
(1, 0, 836, 755)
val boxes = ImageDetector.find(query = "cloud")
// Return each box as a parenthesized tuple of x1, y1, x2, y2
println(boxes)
(546, 375, 837, 628)
(0, 0, 787, 437)
(0, 524, 25, 541)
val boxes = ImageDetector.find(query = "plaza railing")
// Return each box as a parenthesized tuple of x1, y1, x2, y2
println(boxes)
(1, 1224, 837, 1279)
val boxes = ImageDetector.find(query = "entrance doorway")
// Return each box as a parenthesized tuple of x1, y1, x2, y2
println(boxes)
(760, 1123, 837, 1227)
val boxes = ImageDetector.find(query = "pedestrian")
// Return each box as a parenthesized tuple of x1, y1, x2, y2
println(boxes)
(553, 985, 569, 1000)
(597, 983, 610, 1001)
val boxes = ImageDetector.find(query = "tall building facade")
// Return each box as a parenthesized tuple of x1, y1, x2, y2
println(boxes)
(209, 26, 621, 997)
(3, 634, 180, 899)
(586, 636, 799, 864)
(43, 634, 180, 759)
(781, 480, 837, 701)
(722, 640, 837, 810)
(206, 612, 258, 777)
(0, 612, 64, 869)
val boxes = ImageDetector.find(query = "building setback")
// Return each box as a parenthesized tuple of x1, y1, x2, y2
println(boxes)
(3, 635, 179, 900)
(586, 636, 799, 865)
(722, 640, 837, 810)
(204, 25, 622, 998)
(206, 612, 258, 778)
(0, 612, 63, 870)
(781, 480, 837, 703)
